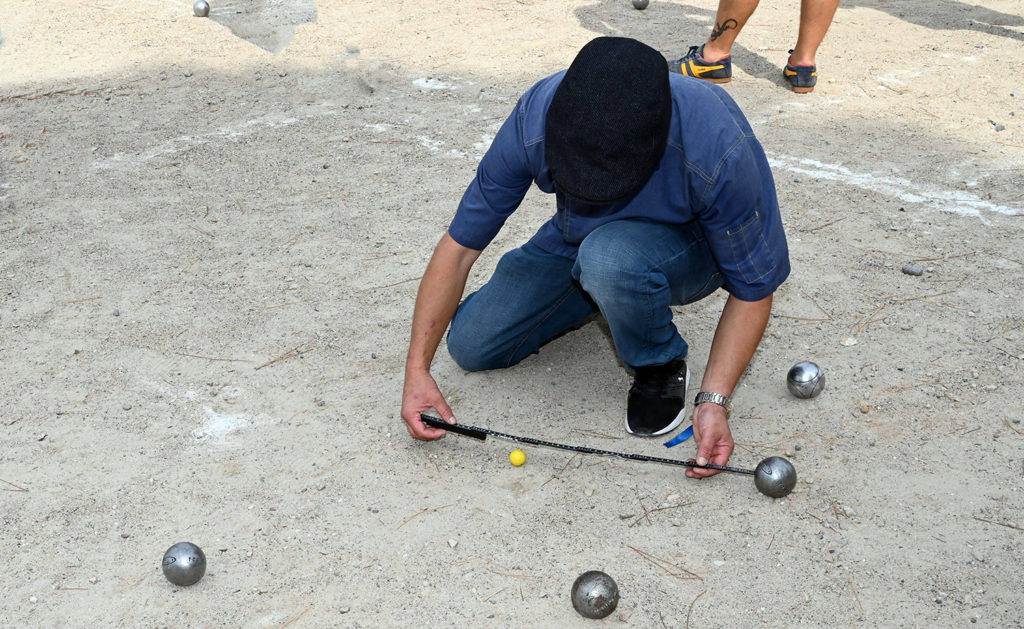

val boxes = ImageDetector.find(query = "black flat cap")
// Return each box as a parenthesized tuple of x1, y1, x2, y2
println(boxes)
(545, 37, 671, 203)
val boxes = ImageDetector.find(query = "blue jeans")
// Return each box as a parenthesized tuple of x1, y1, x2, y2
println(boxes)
(447, 219, 723, 371)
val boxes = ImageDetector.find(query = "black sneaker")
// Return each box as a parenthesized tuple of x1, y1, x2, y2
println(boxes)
(625, 359, 690, 436)
(668, 45, 732, 83)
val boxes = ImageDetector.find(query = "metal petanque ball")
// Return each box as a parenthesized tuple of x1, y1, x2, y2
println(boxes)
(571, 570, 619, 619)
(787, 361, 825, 399)
(193, 0, 210, 17)
(632, 0, 650, 9)
(754, 456, 797, 498)
(162, 542, 207, 586)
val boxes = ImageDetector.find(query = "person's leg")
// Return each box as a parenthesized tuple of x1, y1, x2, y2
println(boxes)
(573, 219, 722, 436)
(783, 0, 839, 92)
(571, 220, 723, 369)
(669, 0, 759, 81)
(789, 0, 840, 66)
(702, 0, 762, 61)
(447, 242, 597, 372)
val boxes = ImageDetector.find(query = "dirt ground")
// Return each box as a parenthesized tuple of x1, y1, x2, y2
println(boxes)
(2, 0, 1023, 627)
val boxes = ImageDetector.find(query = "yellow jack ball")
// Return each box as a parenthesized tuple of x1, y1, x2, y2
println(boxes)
(509, 449, 526, 466)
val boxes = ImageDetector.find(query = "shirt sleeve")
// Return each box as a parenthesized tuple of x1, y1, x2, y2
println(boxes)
(697, 135, 790, 301)
(447, 99, 536, 251)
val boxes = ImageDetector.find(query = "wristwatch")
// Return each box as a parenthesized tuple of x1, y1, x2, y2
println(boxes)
(694, 391, 732, 417)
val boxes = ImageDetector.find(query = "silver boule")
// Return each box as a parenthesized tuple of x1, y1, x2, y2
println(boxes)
(754, 456, 797, 498)
(162, 542, 207, 586)
(787, 361, 825, 399)
(571, 570, 619, 619)
(632, 0, 650, 9)
(193, 0, 210, 17)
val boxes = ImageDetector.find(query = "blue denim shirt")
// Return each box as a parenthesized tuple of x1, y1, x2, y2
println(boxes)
(448, 71, 790, 302)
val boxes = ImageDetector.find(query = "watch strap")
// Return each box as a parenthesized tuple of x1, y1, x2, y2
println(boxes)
(694, 391, 732, 413)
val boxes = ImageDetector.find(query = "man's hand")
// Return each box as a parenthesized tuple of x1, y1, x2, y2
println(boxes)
(687, 292, 772, 478)
(401, 368, 456, 440)
(400, 233, 481, 440)
(686, 402, 734, 478)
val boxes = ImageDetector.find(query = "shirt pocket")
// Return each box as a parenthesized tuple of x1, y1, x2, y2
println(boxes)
(725, 210, 777, 285)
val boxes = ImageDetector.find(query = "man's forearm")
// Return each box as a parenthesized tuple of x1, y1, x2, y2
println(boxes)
(405, 232, 482, 372)
(699, 293, 773, 396)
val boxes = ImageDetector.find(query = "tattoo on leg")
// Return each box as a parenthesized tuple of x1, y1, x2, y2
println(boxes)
(710, 18, 738, 42)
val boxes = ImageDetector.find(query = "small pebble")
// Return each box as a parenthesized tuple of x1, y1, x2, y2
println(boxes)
(583, 487, 594, 497)
(37, 433, 47, 441)
(339, 606, 350, 614)
(123, 403, 132, 411)
(840, 336, 858, 346)
(113, 309, 120, 316)
(448, 539, 458, 549)
(29, 596, 37, 604)
(89, 577, 98, 584)
(902, 264, 924, 276)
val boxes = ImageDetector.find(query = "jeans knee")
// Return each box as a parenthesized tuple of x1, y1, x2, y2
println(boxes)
(576, 236, 644, 299)
(446, 325, 501, 372)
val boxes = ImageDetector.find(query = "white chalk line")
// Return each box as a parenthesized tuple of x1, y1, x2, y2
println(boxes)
(92, 107, 335, 170)
(768, 153, 1022, 219)
(85, 90, 1018, 222)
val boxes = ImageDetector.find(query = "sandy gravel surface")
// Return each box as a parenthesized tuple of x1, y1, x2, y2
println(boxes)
(2, 0, 1023, 626)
